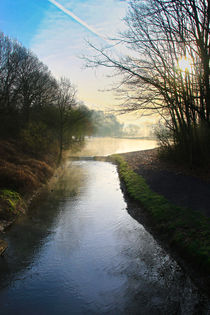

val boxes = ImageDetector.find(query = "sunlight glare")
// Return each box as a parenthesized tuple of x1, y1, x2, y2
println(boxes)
(177, 56, 193, 73)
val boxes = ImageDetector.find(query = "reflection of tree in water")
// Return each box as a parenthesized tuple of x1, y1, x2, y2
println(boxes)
(0, 162, 86, 289)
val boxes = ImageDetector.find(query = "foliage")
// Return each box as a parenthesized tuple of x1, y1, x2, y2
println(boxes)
(113, 155, 210, 272)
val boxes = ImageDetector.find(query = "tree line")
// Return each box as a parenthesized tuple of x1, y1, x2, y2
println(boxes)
(87, 0, 209, 166)
(0, 32, 93, 161)
(91, 110, 124, 137)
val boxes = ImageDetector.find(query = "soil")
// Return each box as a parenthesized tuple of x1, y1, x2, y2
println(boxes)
(120, 148, 210, 218)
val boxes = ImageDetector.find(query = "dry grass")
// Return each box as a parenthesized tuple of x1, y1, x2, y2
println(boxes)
(0, 140, 53, 194)
(0, 140, 55, 229)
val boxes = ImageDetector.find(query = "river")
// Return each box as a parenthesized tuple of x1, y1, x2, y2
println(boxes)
(0, 138, 209, 314)
(69, 137, 158, 157)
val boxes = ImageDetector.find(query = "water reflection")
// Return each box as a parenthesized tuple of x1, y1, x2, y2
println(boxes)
(0, 162, 86, 289)
(0, 161, 209, 314)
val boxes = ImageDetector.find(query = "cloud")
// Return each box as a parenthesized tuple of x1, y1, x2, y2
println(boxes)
(48, 0, 107, 41)
(31, 0, 128, 109)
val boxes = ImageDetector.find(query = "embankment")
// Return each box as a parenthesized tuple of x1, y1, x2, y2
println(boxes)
(0, 140, 55, 233)
(109, 150, 210, 297)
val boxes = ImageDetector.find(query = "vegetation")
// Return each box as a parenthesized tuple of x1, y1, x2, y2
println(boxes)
(0, 187, 26, 228)
(0, 189, 26, 216)
(0, 140, 53, 193)
(0, 31, 93, 161)
(91, 110, 124, 137)
(112, 155, 210, 273)
(0, 31, 93, 225)
(87, 0, 210, 166)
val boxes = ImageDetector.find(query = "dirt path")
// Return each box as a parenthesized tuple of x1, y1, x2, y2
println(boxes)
(120, 149, 210, 218)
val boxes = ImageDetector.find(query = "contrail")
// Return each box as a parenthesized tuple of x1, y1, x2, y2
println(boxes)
(48, 0, 107, 41)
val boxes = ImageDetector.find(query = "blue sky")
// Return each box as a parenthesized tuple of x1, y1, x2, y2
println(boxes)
(0, 0, 50, 46)
(0, 0, 129, 113)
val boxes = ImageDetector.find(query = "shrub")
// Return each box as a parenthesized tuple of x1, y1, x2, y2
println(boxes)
(156, 122, 210, 167)
(155, 123, 173, 150)
(20, 122, 55, 156)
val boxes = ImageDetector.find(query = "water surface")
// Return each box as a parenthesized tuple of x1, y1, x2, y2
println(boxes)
(70, 137, 157, 156)
(0, 160, 209, 314)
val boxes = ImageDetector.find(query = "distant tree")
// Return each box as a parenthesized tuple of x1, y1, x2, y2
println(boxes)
(123, 124, 140, 137)
(91, 110, 124, 137)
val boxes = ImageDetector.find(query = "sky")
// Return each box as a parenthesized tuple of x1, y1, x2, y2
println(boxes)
(0, 1, 127, 107)
(0, 0, 158, 129)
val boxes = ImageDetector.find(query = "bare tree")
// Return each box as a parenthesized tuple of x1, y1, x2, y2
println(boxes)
(0, 33, 57, 135)
(86, 0, 209, 163)
(16, 48, 57, 124)
(56, 77, 77, 161)
(0, 33, 22, 114)
(0, 32, 94, 159)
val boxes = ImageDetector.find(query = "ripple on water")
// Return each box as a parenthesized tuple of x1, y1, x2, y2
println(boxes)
(0, 160, 209, 314)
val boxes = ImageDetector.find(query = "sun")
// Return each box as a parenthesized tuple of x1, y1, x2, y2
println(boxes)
(177, 56, 193, 73)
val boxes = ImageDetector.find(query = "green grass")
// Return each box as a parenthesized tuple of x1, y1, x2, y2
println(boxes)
(0, 189, 26, 214)
(111, 155, 210, 272)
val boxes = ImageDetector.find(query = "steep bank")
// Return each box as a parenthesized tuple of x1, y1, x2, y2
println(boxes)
(110, 150, 210, 297)
(0, 140, 55, 233)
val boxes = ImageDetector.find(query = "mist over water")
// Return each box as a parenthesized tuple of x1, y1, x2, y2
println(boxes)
(70, 137, 157, 157)
(0, 139, 209, 314)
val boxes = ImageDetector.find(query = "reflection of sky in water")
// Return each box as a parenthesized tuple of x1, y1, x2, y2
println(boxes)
(70, 137, 157, 156)
(0, 161, 209, 314)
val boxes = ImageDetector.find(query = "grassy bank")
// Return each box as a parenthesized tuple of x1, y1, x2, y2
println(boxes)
(0, 140, 55, 230)
(111, 155, 210, 289)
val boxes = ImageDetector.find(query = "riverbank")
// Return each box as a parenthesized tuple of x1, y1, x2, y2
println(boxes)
(110, 149, 210, 297)
(0, 140, 55, 234)
(121, 148, 210, 217)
